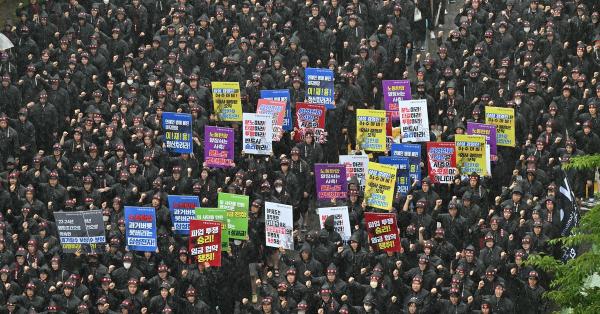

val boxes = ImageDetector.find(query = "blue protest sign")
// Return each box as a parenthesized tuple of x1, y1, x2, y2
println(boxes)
(391, 143, 421, 187)
(261, 89, 293, 131)
(161, 112, 193, 153)
(168, 195, 200, 235)
(125, 206, 157, 252)
(379, 156, 411, 196)
(305, 68, 335, 109)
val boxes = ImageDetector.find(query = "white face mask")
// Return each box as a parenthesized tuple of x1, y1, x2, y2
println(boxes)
(364, 305, 372, 312)
(127, 79, 134, 85)
(175, 78, 182, 84)
(298, 311, 305, 314)
(369, 281, 378, 289)
(149, 81, 155, 87)
(275, 187, 283, 193)
(515, 98, 522, 105)
(123, 262, 131, 269)
(524, 27, 530, 33)
(233, 240, 242, 245)
(103, 216, 109, 222)
(103, 0, 109, 4)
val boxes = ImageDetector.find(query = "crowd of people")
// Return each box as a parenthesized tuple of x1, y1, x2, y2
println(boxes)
(0, 0, 599, 313)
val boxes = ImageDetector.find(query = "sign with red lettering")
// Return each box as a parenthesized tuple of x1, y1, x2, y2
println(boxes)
(398, 99, 430, 142)
(204, 126, 234, 168)
(167, 195, 200, 235)
(243, 113, 272, 155)
(124, 207, 157, 252)
(264, 202, 294, 250)
(257, 99, 286, 141)
(315, 164, 347, 201)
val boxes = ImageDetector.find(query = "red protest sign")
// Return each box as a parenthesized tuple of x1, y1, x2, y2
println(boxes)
(294, 102, 326, 142)
(189, 220, 222, 267)
(364, 212, 401, 252)
(426, 142, 457, 184)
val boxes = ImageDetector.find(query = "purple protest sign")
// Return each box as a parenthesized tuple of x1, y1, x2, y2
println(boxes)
(204, 126, 235, 168)
(467, 122, 497, 161)
(382, 80, 412, 122)
(315, 164, 347, 201)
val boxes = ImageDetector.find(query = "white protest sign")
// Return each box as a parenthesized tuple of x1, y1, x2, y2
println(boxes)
(264, 202, 294, 250)
(339, 155, 369, 191)
(318, 206, 352, 241)
(398, 99, 430, 142)
(243, 113, 273, 155)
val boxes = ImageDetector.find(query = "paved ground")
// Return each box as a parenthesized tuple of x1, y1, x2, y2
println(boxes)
(0, 0, 17, 26)
(407, 0, 461, 78)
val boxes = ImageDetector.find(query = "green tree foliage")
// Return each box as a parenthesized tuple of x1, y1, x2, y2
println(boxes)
(526, 155, 600, 313)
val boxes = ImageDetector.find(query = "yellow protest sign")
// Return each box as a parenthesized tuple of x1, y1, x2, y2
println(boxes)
(485, 106, 515, 147)
(455, 134, 488, 176)
(212, 82, 243, 121)
(357, 109, 387, 152)
(365, 162, 397, 211)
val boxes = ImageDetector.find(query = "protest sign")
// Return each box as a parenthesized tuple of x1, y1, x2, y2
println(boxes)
(356, 109, 387, 152)
(305, 68, 335, 109)
(378, 156, 410, 196)
(365, 162, 397, 210)
(212, 82, 243, 121)
(243, 113, 273, 155)
(485, 106, 515, 147)
(339, 155, 369, 191)
(391, 143, 421, 186)
(125, 206, 157, 252)
(54, 211, 105, 253)
(161, 112, 193, 153)
(455, 134, 488, 176)
(426, 142, 457, 184)
(467, 122, 497, 160)
(167, 195, 200, 235)
(257, 99, 286, 141)
(315, 164, 347, 201)
(218, 192, 249, 240)
(364, 212, 401, 252)
(264, 202, 294, 250)
(398, 99, 430, 142)
(195, 208, 229, 251)
(204, 126, 235, 168)
(294, 102, 326, 141)
(189, 220, 222, 266)
(318, 206, 351, 241)
(382, 80, 411, 122)
(261, 89, 293, 131)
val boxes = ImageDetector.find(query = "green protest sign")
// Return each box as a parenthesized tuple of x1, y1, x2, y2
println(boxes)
(218, 192, 249, 240)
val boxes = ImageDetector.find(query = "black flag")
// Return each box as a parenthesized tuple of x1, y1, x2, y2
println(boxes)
(558, 170, 580, 261)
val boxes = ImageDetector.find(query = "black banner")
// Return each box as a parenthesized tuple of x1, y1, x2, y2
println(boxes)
(54, 211, 106, 254)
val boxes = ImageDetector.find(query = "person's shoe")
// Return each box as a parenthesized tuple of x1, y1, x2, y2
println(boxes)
(252, 294, 258, 304)
(430, 31, 436, 39)
(420, 46, 425, 52)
